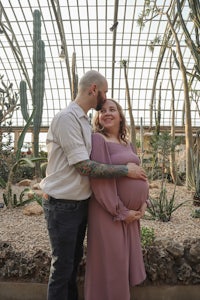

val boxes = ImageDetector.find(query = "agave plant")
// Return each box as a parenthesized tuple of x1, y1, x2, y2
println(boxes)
(146, 181, 188, 222)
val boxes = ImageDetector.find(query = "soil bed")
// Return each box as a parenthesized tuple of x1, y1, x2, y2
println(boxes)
(1, 180, 200, 257)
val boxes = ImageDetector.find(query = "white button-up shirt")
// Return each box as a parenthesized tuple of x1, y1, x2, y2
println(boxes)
(40, 101, 92, 200)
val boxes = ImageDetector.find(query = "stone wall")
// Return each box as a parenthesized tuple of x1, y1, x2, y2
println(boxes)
(1, 238, 200, 286)
(0, 242, 50, 283)
(143, 238, 200, 285)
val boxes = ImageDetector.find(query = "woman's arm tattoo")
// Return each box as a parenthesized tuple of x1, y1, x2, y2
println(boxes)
(74, 159, 128, 178)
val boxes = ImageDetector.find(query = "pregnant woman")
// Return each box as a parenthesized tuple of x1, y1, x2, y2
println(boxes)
(84, 99, 149, 300)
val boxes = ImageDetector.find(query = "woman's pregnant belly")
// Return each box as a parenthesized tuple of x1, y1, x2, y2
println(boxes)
(116, 177, 149, 210)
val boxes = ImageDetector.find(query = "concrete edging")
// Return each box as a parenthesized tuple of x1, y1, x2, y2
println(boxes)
(0, 282, 200, 300)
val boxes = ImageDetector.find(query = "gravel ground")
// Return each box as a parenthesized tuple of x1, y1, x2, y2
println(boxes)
(1, 180, 200, 257)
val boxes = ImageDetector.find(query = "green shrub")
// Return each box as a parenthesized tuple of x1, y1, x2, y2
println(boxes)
(141, 226, 155, 249)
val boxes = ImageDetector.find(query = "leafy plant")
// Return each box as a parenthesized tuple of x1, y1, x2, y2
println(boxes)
(13, 164, 35, 183)
(141, 226, 155, 249)
(148, 131, 181, 181)
(1, 108, 46, 208)
(0, 76, 19, 183)
(146, 182, 187, 222)
(3, 187, 43, 208)
(33, 193, 43, 206)
(0, 74, 19, 127)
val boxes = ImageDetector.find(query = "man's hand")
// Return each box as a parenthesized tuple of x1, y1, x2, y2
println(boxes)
(127, 163, 147, 180)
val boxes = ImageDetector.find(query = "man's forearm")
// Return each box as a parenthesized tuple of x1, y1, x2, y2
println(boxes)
(74, 159, 128, 178)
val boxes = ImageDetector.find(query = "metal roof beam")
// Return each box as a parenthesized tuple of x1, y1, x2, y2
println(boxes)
(111, 0, 119, 98)
(0, 2, 32, 93)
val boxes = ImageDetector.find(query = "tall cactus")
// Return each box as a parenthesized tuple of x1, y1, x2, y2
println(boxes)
(19, 80, 29, 122)
(33, 38, 45, 159)
(20, 10, 45, 176)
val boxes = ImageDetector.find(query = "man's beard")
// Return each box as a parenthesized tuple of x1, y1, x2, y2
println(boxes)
(95, 91, 106, 111)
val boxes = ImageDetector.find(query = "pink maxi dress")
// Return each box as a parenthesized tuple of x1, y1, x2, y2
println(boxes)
(84, 133, 149, 300)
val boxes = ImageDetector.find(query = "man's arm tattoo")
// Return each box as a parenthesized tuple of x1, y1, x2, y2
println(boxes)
(74, 159, 128, 178)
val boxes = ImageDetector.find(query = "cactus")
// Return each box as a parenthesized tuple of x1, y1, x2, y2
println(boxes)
(33, 38, 45, 159)
(19, 80, 29, 122)
(0, 75, 19, 125)
(19, 10, 45, 176)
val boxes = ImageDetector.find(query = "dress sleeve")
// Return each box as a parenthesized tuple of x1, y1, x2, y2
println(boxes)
(90, 133, 129, 221)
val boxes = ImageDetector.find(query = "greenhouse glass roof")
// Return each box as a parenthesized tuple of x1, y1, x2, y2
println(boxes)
(0, 0, 200, 130)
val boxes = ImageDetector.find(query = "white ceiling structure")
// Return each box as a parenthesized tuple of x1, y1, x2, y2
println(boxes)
(0, 0, 200, 133)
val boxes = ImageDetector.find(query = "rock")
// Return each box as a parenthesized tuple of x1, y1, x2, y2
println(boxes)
(18, 179, 32, 187)
(149, 183, 159, 189)
(0, 242, 50, 282)
(166, 242, 184, 258)
(143, 238, 200, 285)
(177, 262, 192, 282)
(23, 202, 43, 216)
(189, 241, 200, 262)
(1, 238, 200, 285)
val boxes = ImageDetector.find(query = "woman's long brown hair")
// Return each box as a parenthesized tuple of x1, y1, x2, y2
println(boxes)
(92, 98, 130, 144)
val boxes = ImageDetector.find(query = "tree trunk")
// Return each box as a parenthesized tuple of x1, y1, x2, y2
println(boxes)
(122, 62, 137, 148)
(169, 50, 182, 186)
(166, 13, 193, 188)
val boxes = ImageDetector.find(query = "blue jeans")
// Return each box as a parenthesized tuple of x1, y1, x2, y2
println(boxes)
(43, 196, 88, 300)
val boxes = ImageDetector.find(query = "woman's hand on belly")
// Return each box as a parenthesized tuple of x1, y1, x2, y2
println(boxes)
(124, 210, 142, 224)
(139, 202, 147, 218)
(124, 202, 148, 224)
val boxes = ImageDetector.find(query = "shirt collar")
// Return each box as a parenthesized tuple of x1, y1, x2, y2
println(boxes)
(70, 101, 89, 120)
